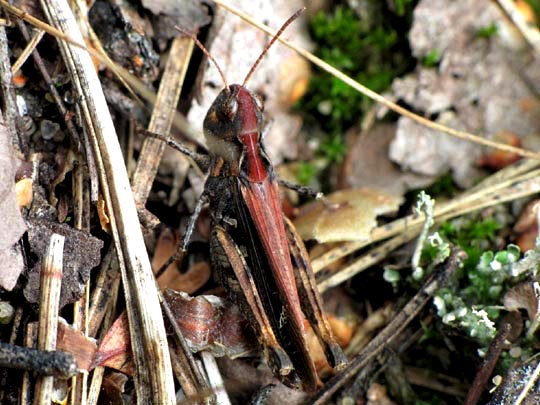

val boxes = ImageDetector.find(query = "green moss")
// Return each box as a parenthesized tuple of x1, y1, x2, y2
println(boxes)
(438, 217, 502, 269)
(476, 23, 498, 39)
(422, 49, 441, 67)
(298, 4, 415, 164)
(295, 161, 318, 186)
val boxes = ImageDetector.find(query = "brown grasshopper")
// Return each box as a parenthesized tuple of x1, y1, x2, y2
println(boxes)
(155, 10, 347, 391)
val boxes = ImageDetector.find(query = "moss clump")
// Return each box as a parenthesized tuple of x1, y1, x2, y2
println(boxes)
(298, 3, 415, 164)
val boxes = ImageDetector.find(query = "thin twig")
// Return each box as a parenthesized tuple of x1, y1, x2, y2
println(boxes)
(0, 342, 77, 378)
(493, 0, 540, 55)
(11, 28, 44, 73)
(309, 248, 467, 404)
(465, 313, 519, 405)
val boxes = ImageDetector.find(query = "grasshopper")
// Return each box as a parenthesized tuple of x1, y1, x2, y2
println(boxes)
(156, 9, 347, 391)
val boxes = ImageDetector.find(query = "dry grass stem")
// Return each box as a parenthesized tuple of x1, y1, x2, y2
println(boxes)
(132, 36, 194, 206)
(34, 233, 64, 405)
(11, 29, 44, 74)
(37, 0, 175, 402)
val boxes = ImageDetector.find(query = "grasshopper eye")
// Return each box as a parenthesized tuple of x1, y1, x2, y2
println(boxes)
(218, 96, 238, 121)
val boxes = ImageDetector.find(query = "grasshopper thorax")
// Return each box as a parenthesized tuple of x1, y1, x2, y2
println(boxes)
(203, 84, 268, 182)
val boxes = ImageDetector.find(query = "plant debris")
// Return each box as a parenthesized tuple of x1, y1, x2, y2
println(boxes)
(24, 220, 103, 308)
(3, 0, 540, 403)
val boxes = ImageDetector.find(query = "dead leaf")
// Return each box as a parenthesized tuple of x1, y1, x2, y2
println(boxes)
(294, 188, 403, 243)
(513, 199, 540, 251)
(503, 282, 540, 323)
(101, 371, 130, 405)
(478, 131, 522, 170)
(0, 117, 27, 291)
(340, 124, 434, 196)
(94, 312, 134, 375)
(97, 198, 110, 232)
(152, 228, 211, 293)
(24, 219, 103, 308)
(164, 289, 257, 358)
(56, 319, 98, 371)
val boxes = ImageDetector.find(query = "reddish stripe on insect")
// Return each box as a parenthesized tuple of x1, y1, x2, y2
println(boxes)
(234, 85, 267, 183)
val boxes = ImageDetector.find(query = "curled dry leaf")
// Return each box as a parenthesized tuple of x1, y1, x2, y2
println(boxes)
(163, 289, 257, 358)
(294, 188, 403, 243)
(24, 219, 104, 308)
(97, 198, 111, 232)
(94, 312, 134, 376)
(56, 319, 97, 372)
(101, 371, 130, 405)
(503, 282, 540, 323)
(478, 130, 522, 170)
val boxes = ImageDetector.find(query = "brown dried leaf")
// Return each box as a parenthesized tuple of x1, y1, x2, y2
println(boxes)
(94, 312, 134, 376)
(164, 289, 256, 358)
(514, 199, 540, 233)
(503, 282, 540, 322)
(478, 131, 522, 170)
(0, 118, 27, 291)
(101, 371, 130, 405)
(513, 200, 540, 251)
(56, 319, 97, 371)
(341, 124, 434, 196)
(97, 198, 110, 232)
(294, 188, 403, 243)
(152, 228, 211, 293)
(23, 219, 103, 308)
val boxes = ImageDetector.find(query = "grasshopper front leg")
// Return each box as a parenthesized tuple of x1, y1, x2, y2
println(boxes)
(210, 225, 299, 385)
(284, 217, 348, 370)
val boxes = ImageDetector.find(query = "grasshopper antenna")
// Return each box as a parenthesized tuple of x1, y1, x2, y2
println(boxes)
(242, 7, 305, 87)
(175, 26, 229, 91)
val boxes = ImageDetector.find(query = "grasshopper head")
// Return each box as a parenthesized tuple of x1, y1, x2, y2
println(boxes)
(203, 84, 264, 163)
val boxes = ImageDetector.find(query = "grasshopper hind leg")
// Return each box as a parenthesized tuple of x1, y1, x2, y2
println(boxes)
(284, 217, 348, 370)
(210, 225, 298, 383)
